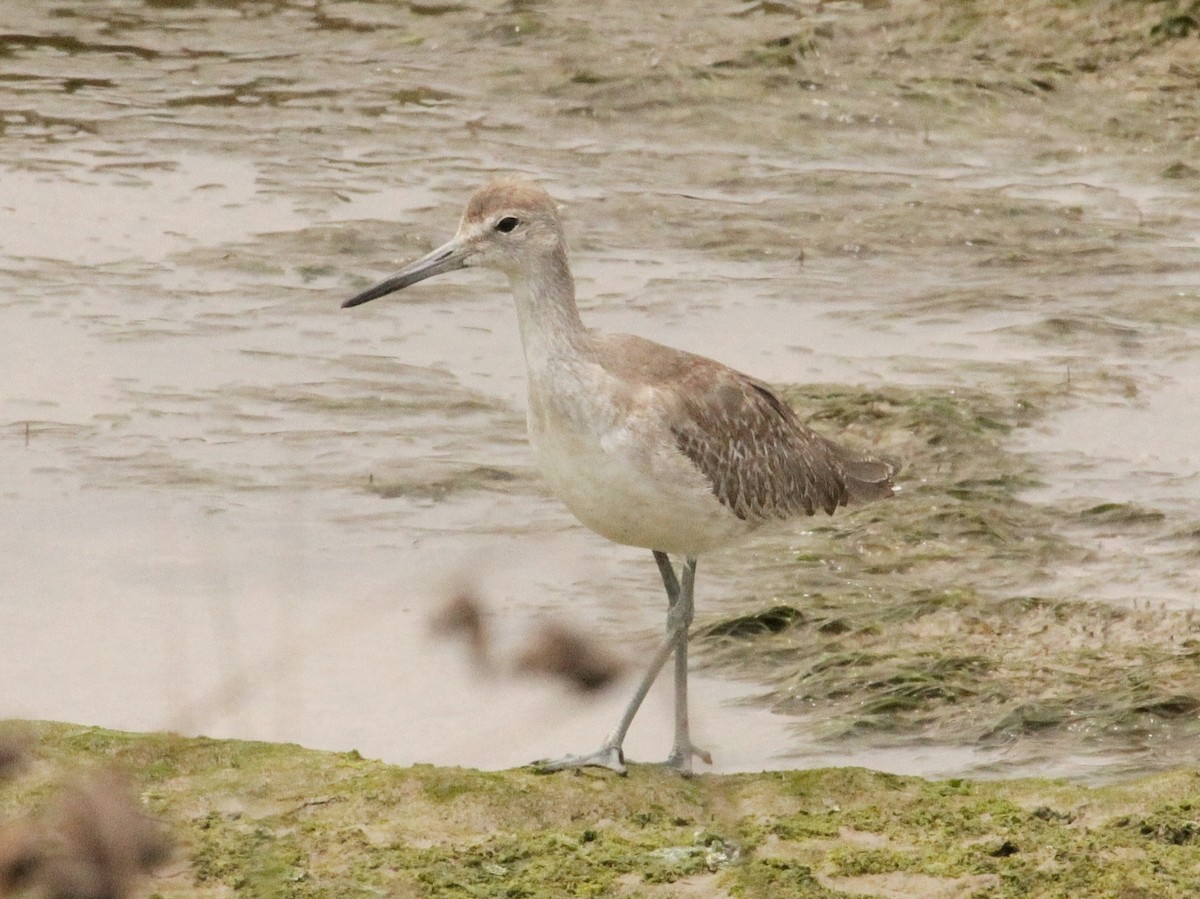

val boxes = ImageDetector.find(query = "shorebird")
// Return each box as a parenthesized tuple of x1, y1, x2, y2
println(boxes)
(342, 177, 894, 774)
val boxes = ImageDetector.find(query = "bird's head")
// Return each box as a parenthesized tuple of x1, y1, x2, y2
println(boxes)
(342, 176, 565, 308)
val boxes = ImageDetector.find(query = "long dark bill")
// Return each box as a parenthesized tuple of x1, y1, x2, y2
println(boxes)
(342, 237, 469, 308)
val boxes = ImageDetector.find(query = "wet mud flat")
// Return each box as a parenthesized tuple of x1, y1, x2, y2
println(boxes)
(1, 0, 1199, 796)
(701, 377, 1200, 780)
(670, 0, 1200, 777)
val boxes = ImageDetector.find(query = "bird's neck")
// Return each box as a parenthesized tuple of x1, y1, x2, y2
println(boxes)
(508, 243, 587, 370)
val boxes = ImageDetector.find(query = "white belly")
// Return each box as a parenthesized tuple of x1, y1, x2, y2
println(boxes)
(527, 392, 752, 556)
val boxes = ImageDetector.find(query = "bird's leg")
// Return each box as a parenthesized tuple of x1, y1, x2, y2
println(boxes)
(533, 553, 691, 775)
(534, 621, 681, 774)
(662, 555, 712, 774)
(653, 549, 681, 605)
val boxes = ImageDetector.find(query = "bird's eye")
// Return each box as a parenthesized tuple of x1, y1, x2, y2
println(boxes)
(495, 216, 520, 233)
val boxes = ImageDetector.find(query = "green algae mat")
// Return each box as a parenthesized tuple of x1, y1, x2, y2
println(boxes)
(4, 722, 1200, 898)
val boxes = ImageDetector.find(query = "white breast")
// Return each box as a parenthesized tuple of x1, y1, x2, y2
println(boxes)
(525, 365, 753, 556)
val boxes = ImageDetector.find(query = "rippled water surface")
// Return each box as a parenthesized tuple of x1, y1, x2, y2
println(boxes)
(3, 1, 1198, 777)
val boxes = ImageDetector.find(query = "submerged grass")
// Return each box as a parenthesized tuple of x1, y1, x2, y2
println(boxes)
(5, 722, 1200, 898)
(696, 380, 1200, 773)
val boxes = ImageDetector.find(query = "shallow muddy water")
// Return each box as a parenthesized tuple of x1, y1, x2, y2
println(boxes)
(2, 1, 1198, 779)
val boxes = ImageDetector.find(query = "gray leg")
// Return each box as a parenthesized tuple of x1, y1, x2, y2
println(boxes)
(534, 552, 711, 775)
(663, 556, 712, 774)
(534, 599, 685, 774)
(654, 549, 681, 604)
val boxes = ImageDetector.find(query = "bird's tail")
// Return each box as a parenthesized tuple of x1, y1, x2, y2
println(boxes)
(842, 455, 898, 505)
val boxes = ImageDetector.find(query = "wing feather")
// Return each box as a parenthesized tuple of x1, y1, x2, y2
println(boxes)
(588, 332, 894, 522)
(670, 372, 893, 521)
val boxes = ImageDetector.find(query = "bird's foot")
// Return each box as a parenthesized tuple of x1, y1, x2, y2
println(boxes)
(663, 740, 713, 776)
(532, 744, 626, 775)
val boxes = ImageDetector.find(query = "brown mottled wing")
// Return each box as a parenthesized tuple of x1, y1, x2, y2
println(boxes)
(669, 370, 893, 521)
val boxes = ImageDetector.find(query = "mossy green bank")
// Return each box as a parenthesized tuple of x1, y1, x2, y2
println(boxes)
(5, 722, 1200, 898)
